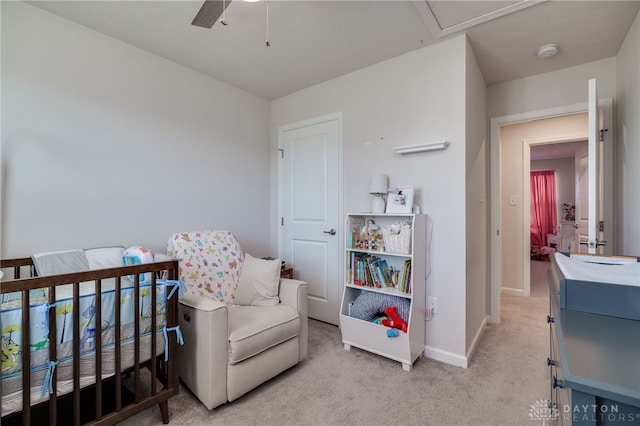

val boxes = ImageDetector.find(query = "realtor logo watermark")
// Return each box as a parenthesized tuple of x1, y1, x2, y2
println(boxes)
(529, 399, 640, 424)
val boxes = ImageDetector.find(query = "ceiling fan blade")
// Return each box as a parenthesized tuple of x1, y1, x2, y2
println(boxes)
(192, 0, 232, 29)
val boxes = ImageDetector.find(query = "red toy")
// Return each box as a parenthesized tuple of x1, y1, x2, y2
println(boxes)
(380, 306, 407, 333)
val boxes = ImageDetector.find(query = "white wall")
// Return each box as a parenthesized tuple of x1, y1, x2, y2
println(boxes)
(271, 35, 471, 364)
(616, 11, 640, 256)
(464, 38, 487, 356)
(488, 58, 616, 118)
(1, 2, 271, 257)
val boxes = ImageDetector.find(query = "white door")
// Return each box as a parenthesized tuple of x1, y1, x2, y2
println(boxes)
(279, 114, 342, 325)
(575, 79, 605, 254)
(574, 143, 589, 253)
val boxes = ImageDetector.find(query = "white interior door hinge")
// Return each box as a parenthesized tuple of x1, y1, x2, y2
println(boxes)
(278, 148, 284, 159)
(599, 128, 608, 142)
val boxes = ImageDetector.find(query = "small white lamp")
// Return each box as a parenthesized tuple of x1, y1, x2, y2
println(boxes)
(369, 174, 388, 213)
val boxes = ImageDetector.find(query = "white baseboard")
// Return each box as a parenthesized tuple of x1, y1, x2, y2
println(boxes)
(423, 345, 468, 368)
(465, 315, 488, 363)
(501, 287, 524, 296)
(423, 316, 488, 369)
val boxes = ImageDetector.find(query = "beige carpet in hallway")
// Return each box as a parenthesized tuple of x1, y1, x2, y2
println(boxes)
(121, 260, 553, 426)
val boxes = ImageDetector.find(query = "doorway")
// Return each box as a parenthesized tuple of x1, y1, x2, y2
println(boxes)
(278, 113, 343, 325)
(489, 100, 613, 323)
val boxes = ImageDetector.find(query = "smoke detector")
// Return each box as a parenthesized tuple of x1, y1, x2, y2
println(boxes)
(537, 43, 560, 58)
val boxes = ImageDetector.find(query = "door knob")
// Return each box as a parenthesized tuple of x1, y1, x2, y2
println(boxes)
(323, 229, 336, 236)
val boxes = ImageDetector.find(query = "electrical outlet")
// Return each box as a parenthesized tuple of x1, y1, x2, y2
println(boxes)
(427, 296, 438, 315)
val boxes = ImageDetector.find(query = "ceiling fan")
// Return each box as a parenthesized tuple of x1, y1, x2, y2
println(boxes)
(192, 0, 232, 28)
(192, 0, 271, 46)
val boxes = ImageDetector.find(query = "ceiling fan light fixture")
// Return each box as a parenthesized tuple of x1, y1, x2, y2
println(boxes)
(536, 43, 560, 58)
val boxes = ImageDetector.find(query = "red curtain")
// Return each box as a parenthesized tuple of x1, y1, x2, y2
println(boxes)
(530, 171, 557, 247)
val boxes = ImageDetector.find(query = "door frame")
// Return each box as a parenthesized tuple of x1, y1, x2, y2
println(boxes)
(277, 112, 344, 321)
(521, 133, 588, 298)
(489, 99, 613, 323)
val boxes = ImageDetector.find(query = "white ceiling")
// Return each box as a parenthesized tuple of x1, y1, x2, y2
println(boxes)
(530, 140, 587, 161)
(27, 1, 640, 100)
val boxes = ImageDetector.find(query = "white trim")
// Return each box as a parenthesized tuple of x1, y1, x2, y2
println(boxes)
(465, 315, 488, 365)
(599, 99, 615, 254)
(424, 345, 469, 368)
(523, 133, 588, 296)
(523, 140, 531, 298)
(501, 287, 525, 296)
(413, 0, 545, 38)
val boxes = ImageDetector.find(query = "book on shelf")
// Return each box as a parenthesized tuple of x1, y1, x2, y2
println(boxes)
(400, 259, 412, 293)
(347, 216, 365, 249)
(350, 251, 413, 292)
(367, 256, 379, 288)
(349, 252, 382, 288)
(376, 259, 389, 288)
(364, 256, 375, 287)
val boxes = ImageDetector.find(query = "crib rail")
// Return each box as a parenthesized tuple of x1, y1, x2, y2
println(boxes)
(0, 259, 180, 426)
(0, 257, 34, 280)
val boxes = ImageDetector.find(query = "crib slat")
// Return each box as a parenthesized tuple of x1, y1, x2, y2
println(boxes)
(133, 275, 141, 403)
(166, 268, 177, 393)
(21, 290, 31, 426)
(49, 285, 58, 426)
(150, 274, 157, 396)
(114, 276, 122, 413)
(95, 279, 103, 420)
(73, 282, 81, 426)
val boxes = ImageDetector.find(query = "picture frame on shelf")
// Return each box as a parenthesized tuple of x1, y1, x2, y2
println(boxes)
(385, 186, 414, 214)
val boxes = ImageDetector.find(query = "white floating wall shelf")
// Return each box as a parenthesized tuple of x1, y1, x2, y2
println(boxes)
(394, 141, 449, 155)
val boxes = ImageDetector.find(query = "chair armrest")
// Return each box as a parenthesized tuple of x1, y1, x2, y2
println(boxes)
(178, 295, 229, 410)
(278, 279, 307, 311)
(278, 278, 308, 361)
(179, 294, 226, 312)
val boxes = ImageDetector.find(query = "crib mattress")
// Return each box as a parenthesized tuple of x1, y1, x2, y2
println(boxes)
(1, 280, 173, 416)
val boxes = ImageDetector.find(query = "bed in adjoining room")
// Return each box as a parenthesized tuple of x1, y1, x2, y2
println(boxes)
(0, 247, 183, 425)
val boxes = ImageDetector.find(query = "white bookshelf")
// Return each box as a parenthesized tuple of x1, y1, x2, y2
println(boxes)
(339, 213, 426, 371)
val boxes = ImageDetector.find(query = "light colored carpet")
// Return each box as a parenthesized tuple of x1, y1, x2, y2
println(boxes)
(121, 260, 552, 426)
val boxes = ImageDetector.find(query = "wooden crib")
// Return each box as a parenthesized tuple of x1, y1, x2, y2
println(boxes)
(0, 257, 181, 426)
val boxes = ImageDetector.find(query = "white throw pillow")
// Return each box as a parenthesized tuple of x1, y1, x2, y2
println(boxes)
(235, 254, 281, 306)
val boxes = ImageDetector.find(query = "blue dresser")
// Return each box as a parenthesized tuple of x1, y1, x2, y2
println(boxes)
(547, 253, 640, 425)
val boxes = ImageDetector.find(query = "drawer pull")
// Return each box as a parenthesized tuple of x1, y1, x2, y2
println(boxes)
(547, 315, 555, 324)
(553, 376, 564, 389)
(547, 357, 556, 366)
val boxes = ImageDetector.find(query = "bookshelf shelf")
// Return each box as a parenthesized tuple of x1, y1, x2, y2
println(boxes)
(344, 283, 413, 299)
(339, 213, 426, 371)
(345, 248, 412, 258)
